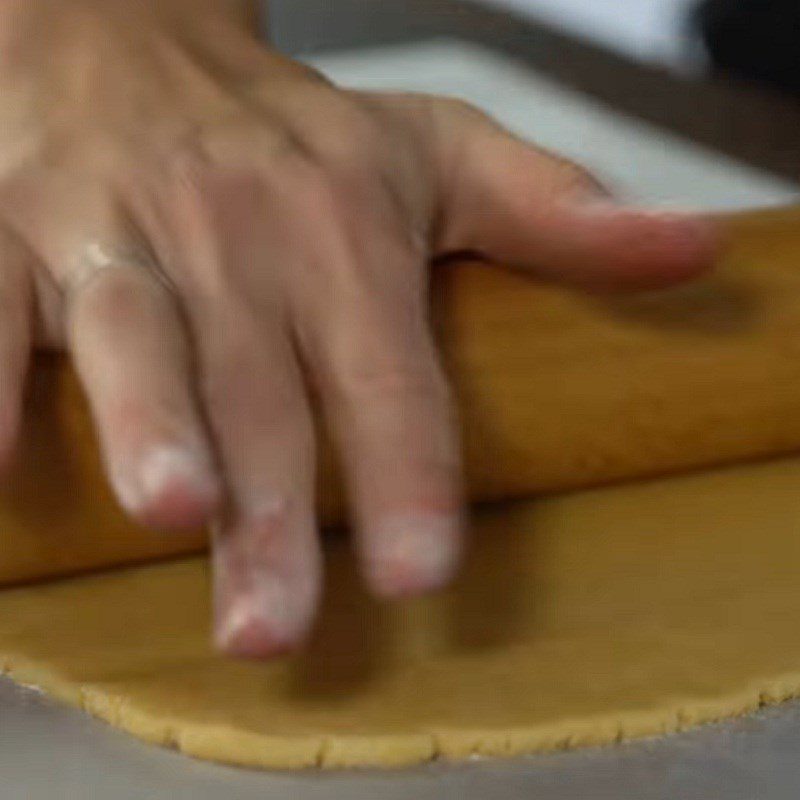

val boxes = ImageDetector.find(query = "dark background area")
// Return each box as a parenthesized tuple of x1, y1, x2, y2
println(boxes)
(267, 0, 800, 183)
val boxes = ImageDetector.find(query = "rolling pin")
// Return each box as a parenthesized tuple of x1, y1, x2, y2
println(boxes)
(1, 206, 800, 586)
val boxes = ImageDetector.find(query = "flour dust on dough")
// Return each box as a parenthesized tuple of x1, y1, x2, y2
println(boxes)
(3, 456, 800, 769)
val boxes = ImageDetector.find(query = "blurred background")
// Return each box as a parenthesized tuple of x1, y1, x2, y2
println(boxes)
(457, 0, 705, 69)
(480, 0, 800, 94)
(266, 0, 800, 211)
(270, 0, 800, 99)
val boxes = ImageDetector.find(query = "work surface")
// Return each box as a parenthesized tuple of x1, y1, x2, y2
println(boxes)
(3, 676, 800, 800)
(3, 36, 800, 799)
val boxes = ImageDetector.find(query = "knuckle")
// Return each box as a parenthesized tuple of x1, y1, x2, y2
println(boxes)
(246, 56, 335, 102)
(549, 157, 607, 198)
(300, 94, 383, 171)
(433, 95, 491, 131)
(273, 155, 342, 220)
(170, 147, 260, 199)
(202, 118, 303, 168)
(167, 126, 275, 202)
(167, 139, 213, 189)
(440, 95, 483, 119)
(280, 60, 335, 90)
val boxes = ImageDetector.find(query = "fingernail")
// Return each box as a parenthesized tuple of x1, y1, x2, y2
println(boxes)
(114, 444, 220, 529)
(366, 512, 462, 599)
(215, 573, 304, 658)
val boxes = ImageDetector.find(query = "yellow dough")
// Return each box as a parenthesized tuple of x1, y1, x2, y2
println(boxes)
(4, 455, 800, 769)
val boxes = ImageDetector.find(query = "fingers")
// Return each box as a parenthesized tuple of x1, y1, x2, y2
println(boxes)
(296, 231, 464, 600)
(192, 301, 321, 659)
(63, 243, 222, 530)
(335, 342, 464, 601)
(0, 227, 34, 471)
(433, 101, 719, 292)
(161, 168, 323, 658)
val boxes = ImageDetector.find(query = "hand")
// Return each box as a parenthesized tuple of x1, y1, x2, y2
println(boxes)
(0, 0, 716, 657)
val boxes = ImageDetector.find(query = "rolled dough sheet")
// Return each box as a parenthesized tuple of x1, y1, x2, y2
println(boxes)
(3, 454, 800, 769)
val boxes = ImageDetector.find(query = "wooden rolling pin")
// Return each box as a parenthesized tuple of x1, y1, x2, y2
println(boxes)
(1, 206, 800, 586)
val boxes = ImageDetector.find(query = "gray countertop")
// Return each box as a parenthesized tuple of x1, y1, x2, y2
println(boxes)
(2, 675, 799, 800)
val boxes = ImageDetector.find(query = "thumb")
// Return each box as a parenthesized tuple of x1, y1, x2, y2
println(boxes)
(431, 99, 719, 292)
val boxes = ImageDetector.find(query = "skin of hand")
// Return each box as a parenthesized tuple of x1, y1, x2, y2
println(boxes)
(0, 0, 717, 657)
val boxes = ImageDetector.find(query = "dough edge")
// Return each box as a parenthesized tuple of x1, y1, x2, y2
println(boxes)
(3, 651, 798, 770)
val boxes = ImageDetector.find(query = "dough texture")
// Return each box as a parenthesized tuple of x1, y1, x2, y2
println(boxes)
(4, 455, 800, 769)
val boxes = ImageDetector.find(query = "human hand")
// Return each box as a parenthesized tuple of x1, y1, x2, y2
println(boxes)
(0, 0, 716, 656)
